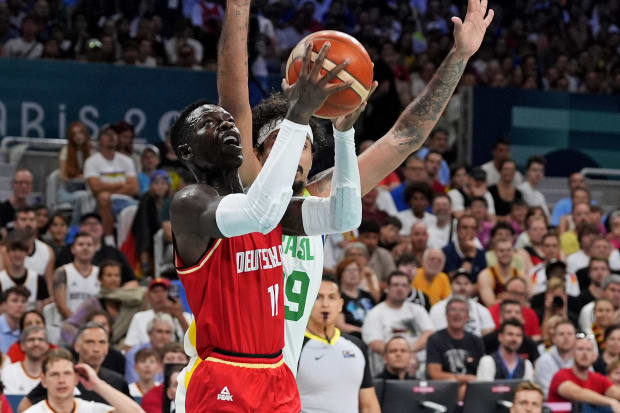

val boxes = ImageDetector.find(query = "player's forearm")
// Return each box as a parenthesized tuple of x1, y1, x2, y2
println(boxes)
(300, 127, 361, 235)
(307, 48, 468, 198)
(218, 0, 258, 186)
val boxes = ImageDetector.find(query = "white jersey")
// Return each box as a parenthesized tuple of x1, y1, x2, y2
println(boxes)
(64, 263, 100, 313)
(0, 269, 41, 309)
(24, 398, 113, 413)
(25, 239, 51, 276)
(281, 233, 325, 375)
(1, 361, 42, 395)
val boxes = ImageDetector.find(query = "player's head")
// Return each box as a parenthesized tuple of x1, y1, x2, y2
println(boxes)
(252, 93, 326, 195)
(42, 348, 79, 402)
(310, 275, 343, 329)
(510, 382, 543, 413)
(170, 100, 243, 172)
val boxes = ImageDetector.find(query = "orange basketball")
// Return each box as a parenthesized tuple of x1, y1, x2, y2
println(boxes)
(285, 30, 374, 119)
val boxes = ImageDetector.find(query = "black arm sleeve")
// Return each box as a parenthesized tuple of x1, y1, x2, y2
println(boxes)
(344, 333, 374, 389)
(37, 275, 49, 300)
(26, 383, 47, 404)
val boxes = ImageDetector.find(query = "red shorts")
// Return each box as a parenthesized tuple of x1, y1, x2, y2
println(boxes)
(185, 351, 301, 413)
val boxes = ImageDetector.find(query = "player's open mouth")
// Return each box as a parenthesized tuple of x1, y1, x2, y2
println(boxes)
(220, 132, 241, 149)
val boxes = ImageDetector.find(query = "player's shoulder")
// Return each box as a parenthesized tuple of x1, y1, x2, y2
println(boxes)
(171, 184, 219, 216)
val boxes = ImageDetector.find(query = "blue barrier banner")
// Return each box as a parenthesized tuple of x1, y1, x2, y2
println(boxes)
(472, 87, 620, 176)
(0, 58, 222, 143)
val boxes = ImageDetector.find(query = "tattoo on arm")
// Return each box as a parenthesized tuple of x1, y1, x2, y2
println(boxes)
(392, 50, 466, 152)
(53, 269, 67, 291)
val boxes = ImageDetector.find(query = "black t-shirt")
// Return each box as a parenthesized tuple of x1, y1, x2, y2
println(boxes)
(0, 199, 15, 229)
(27, 366, 130, 404)
(483, 330, 540, 362)
(341, 289, 376, 333)
(426, 329, 485, 376)
(375, 368, 414, 380)
(488, 185, 523, 217)
(56, 244, 135, 284)
(571, 288, 596, 315)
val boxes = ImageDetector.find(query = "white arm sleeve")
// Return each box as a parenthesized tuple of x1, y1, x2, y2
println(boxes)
(215, 119, 309, 237)
(301, 127, 361, 236)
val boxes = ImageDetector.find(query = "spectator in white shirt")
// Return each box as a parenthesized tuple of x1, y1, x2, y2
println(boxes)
(481, 138, 523, 186)
(396, 182, 437, 236)
(362, 272, 433, 375)
(428, 193, 457, 249)
(518, 156, 550, 216)
(2, 15, 42, 58)
(448, 167, 496, 218)
(84, 126, 138, 241)
(23, 348, 143, 413)
(1, 326, 49, 395)
(430, 269, 495, 336)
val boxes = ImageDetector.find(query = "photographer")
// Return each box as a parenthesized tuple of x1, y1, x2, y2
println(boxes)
(533, 277, 579, 332)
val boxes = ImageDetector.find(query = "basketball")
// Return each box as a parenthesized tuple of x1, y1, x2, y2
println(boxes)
(285, 30, 374, 119)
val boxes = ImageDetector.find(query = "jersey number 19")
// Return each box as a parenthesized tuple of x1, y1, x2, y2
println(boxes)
(283, 270, 310, 322)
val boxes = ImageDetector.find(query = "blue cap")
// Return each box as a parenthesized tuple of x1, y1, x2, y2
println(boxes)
(149, 169, 170, 183)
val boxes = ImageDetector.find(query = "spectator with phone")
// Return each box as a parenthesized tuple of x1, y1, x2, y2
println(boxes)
(123, 279, 191, 351)
(23, 348, 143, 413)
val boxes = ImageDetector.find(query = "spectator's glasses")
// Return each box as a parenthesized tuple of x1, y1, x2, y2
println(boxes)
(575, 333, 595, 340)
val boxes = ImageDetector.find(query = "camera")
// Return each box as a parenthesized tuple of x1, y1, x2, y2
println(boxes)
(552, 295, 564, 309)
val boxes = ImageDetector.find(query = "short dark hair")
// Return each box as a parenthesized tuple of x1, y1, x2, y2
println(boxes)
(499, 318, 524, 334)
(429, 128, 448, 140)
(498, 158, 517, 171)
(43, 348, 74, 375)
(493, 138, 511, 149)
(491, 222, 515, 238)
(73, 231, 94, 243)
(15, 206, 36, 216)
(384, 335, 410, 353)
(75, 321, 108, 345)
(403, 182, 433, 205)
(470, 196, 488, 208)
(425, 150, 442, 160)
(500, 298, 521, 313)
(322, 275, 340, 294)
(98, 259, 122, 279)
(395, 253, 418, 268)
(577, 222, 601, 244)
(382, 216, 402, 230)
(19, 309, 45, 331)
(604, 324, 620, 343)
(457, 214, 476, 231)
(169, 99, 212, 158)
(5, 229, 30, 252)
(387, 270, 409, 286)
(358, 220, 380, 234)
(589, 257, 610, 270)
(526, 155, 546, 170)
(2, 286, 31, 302)
(135, 347, 162, 364)
(162, 342, 187, 360)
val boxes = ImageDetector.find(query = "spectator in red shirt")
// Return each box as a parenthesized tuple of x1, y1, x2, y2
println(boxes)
(548, 335, 620, 413)
(489, 277, 542, 341)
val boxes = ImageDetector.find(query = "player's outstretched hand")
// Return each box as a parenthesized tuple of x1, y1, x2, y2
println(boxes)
(332, 80, 378, 132)
(75, 363, 101, 391)
(283, 41, 353, 125)
(451, 0, 494, 59)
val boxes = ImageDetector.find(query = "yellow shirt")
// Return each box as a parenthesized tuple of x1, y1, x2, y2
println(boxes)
(560, 230, 580, 256)
(412, 269, 452, 306)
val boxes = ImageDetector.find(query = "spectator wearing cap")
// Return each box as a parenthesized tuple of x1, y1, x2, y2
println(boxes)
(518, 156, 550, 217)
(357, 220, 396, 284)
(484, 298, 540, 362)
(395, 182, 436, 236)
(442, 214, 487, 282)
(413, 249, 451, 306)
(129, 169, 172, 277)
(124, 278, 191, 351)
(447, 167, 496, 219)
(427, 194, 457, 249)
(335, 258, 376, 338)
(430, 270, 495, 337)
(580, 275, 620, 335)
(58, 121, 91, 227)
(481, 139, 523, 187)
(137, 145, 161, 195)
(56, 213, 137, 286)
(84, 126, 138, 243)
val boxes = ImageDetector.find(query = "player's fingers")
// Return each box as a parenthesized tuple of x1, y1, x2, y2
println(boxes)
(325, 80, 353, 95)
(301, 41, 313, 78)
(281, 78, 292, 95)
(451, 16, 463, 30)
(484, 9, 494, 26)
(468, 0, 477, 13)
(319, 58, 349, 86)
(481, 0, 488, 14)
(311, 42, 331, 79)
(365, 80, 379, 101)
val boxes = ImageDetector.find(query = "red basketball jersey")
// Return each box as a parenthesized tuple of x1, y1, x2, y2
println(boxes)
(175, 226, 285, 358)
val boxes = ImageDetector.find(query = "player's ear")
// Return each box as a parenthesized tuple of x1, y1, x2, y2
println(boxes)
(177, 143, 194, 161)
